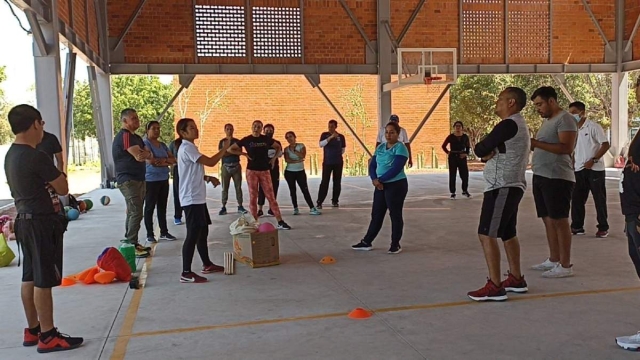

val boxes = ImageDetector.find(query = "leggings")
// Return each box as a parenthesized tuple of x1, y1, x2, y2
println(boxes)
(284, 170, 314, 209)
(182, 203, 213, 273)
(247, 169, 281, 220)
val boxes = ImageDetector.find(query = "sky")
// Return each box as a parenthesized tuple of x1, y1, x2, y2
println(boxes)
(0, 4, 171, 106)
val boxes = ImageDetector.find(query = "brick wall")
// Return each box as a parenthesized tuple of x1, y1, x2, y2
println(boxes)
(107, 0, 621, 66)
(57, 0, 100, 55)
(174, 75, 450, 176)
(627, 0, 640, 61)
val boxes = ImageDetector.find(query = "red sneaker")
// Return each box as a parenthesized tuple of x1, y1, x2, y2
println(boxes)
(202, 264, 224, 274)
(23, 327, 39, 347)
(501, 271, 528, 293)
(467, 279, 508, 302)
(180, 272, 208, 283)
(37, 328, 83, 353)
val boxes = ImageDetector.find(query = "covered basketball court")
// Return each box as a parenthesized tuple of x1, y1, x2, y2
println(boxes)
(1, 0, 640, 359)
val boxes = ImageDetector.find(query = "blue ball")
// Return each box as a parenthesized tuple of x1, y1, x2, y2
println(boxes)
(67, 208, 80, 221)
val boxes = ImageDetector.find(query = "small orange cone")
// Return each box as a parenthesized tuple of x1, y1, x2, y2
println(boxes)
(61, 277, 76, 287)
(319, 256, 336, 264)
(348, 308, 372, 319)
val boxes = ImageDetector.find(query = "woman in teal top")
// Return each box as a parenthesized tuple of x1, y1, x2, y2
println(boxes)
(283, 131, 321, 215)
(352, 122, 409, 254)
(143, 121, 177, 243)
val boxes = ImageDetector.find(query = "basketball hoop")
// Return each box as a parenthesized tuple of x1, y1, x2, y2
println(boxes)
(424, 76, 443, 85)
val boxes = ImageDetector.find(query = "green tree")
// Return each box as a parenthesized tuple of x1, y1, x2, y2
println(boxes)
(72, 75, 176, 141)
(0, 66, 14, 144)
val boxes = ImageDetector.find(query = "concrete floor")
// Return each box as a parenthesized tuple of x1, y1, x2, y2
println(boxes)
(1, 171, 639, 360)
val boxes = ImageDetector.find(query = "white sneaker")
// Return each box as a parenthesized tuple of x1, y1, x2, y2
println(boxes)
(616, 332, 640, 351)
(542, 263, 574, 278)
(530, 258, 558, 271)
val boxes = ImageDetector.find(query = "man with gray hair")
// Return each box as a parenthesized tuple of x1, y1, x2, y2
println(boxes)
(112, 108, 152, 258)
(467, 87, 531, 302)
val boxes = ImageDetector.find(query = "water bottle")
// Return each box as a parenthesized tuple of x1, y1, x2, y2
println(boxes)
(118, 240, 136, 273)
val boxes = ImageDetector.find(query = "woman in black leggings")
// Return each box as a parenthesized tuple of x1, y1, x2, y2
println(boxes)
(283, 131, 321, 216)
(442, 121, 471, 199)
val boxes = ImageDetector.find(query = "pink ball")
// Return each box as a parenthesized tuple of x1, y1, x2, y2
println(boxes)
(258, 222, 276, 233)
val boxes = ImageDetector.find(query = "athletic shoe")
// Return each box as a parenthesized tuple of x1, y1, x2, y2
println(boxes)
(317, 204, 323, 210)
(467, 279, 508, 302)
(159, 233, 178, 241)
(542, 263, 574, 278)
(530, 258, 558, 271)
(293, 208, 300, 215)
(268, 209, 275, 216)
(257, 209, 264, 217)
(238, 206, 247, 214)
(332, 202, 339, 208)
(146, 236, 157, 243)
(450, 193, 456, 200)
(501, 271, 528, 293)
(571, 228, 585, 235)
(277, 221, 292, 230)
(462, 192, 472, 198)
(616, 332, 640, 351)
(174, 218, 183, 225)
(135, 243, 152, 252)
(219, 207, 227, 215)
(310, 208, 321, 215)
(180, 272, 207, 283)
(596, 230, 609, 238)
(202, 264, 224, 274)
(23, 326, 40, 347)
(37, 328, 83, 353)
(388, 244, 402, 254)
(352, 241, 372, 251)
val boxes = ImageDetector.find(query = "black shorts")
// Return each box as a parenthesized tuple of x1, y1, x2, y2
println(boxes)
(532, 175, 574, 219)
(15, 215, 66, 288)
(183, 203, 212, 229)
(478, 187, 524, 241)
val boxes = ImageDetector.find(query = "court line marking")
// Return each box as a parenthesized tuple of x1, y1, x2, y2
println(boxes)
(109, 245, 156, 360)
(115, 286, 640, 340)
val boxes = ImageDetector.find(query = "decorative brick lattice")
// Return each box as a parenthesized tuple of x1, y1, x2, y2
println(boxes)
(252, 7, 302, 58)
(195, 5, 246, 57)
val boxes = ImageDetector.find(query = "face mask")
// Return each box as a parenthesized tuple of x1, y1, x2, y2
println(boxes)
(573, 114, 581, 122)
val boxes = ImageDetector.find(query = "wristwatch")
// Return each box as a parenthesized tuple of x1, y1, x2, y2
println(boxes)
(592, 158, 599, 163)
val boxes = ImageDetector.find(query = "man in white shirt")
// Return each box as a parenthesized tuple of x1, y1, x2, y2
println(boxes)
(568, 101, 610, 238)
(376, 114, 413, 167)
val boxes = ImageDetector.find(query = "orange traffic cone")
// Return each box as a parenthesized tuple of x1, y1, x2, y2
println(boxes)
(319, 256, 336, 264)
(348, 308, 372, 319)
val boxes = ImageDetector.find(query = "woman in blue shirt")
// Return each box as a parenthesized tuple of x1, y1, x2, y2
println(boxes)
(283, 131, 321, 216)
(143, 121, 177, 242)
(352, 122, 409, 254)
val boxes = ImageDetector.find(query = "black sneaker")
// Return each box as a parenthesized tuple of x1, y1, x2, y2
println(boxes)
(462, 192, 472, 198)
(332, 202, 339, 208)
(268, 209, 275, 216)
(571, 228, 585, 235)
(159, 233, 178, 241)
(277, 221, 291, 230)
(219, 207, 227, 215)
(388, 244, 402, 254)
(146, 236, 157, 243)
(317, 204, 323, 210)
(257, 209, 264, 217)
(450, 193, 456, 200)
(351, 241, 372, 251)
(37, 328, 83, 353)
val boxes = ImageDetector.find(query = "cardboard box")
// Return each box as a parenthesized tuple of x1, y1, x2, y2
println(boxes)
(233, 230, 279, 268)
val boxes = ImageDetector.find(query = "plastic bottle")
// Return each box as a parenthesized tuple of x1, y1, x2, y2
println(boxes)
(118, 240, 136, 273)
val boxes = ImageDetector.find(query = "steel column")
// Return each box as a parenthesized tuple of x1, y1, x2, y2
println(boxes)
(111, 0, 149, 52)
(155, 75, 195, 122)
(409, 85, 452, 144)
(611, 73, 629, 156)
(397, 0, 427, 45)
(88, 66, 116, 187)
(33, 0, 66, 164)
(552, 75, 575, 103)
(63, 51, 77, 169)
(377, 0, 392, 129)
(338, 0, 376, 55)
(304, 75, 372, 157)
(580, 0, 613, 52)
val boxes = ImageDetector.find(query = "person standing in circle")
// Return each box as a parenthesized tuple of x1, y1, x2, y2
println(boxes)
(351, 122, 409, 254)
(257, 124, 281, 217)
(227, 120, 292, 230)
(283, 131, 321, 216)
(168, 138, 183, 225)
(442, 121, 471, 199)
(218, 123, 246, 216)
(175, 118, 228, 283)
(143, 121, 178, 243)
(317, 120, 346, 208)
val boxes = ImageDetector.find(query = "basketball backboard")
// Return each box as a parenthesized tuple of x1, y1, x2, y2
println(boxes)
(383, 48, 458, 92)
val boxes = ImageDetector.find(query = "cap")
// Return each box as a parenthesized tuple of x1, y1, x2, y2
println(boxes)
(389, 114, 399, 122)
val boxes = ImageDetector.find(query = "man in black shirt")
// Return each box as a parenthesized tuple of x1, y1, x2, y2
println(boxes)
(317, 120, 346, 208)
(112, 108, 152, 258)
(4, 105, 83, 353)
(258, 124, 281, 216)
(36, 131, 64, 172)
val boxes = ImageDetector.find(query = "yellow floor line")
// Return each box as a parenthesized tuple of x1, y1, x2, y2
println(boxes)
(109, 245, 156, 360)
(112, 285, 640, 341)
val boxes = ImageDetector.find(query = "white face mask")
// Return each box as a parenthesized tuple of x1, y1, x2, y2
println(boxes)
(573, 114, 581, 122)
